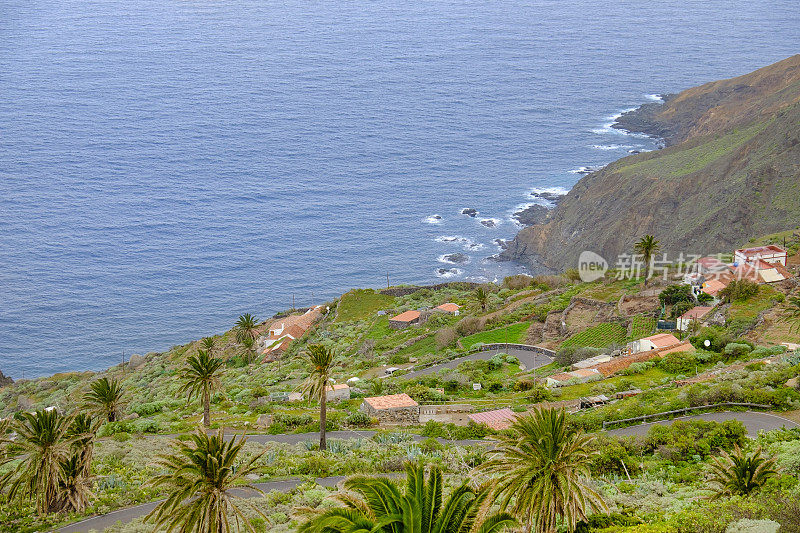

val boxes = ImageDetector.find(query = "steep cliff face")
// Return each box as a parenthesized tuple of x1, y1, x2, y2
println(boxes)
(504, 55, 800, 272)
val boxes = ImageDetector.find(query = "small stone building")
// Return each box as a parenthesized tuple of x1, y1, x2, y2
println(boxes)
(325, 383, 351, 402)
(360, 393, 420, 424)
(419, 404, 473, 425)
(388, 310, 421, 329)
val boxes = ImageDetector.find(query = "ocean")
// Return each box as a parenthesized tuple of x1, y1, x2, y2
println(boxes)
(1, 0, 798, 378)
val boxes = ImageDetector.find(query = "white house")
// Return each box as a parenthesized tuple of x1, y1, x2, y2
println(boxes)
(734, 245, 788, 267)
(676, 306, 713, 331)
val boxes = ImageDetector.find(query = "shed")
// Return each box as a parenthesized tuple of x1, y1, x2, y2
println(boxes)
(388, 310, 422, 329)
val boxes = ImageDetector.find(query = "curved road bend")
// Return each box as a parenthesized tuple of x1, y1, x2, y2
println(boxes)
(605, 411, 798, 437)
(403, 348, 553, 380)
(56, 476, 346, 533)
(58, 412, 796, 532)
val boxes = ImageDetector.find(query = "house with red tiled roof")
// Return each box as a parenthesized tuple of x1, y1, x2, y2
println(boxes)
(676, 306, 714, 331)
(627, 333, 681, 354)
(388, 310, 422, 329)
(360, 393, 420, 423)
(435, 303, 461, 315)
(468, 408, 517, 430)
(260, 305, 325, 358)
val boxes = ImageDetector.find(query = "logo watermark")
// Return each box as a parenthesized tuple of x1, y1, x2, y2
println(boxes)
(578, 251, 608, 282)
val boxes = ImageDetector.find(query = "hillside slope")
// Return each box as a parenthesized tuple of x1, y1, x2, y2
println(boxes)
(504, 55, 800, 271)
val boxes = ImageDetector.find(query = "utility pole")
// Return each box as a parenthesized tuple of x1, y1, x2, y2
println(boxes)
(386, 272, 390, 289)
(122, 350, 125, 373)
(292, 294, 295, 310)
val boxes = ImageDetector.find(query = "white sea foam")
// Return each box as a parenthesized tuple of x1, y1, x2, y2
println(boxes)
(435, 235, 485, 251)
(530, 186, 569, 196)
(645, 93, 664, 102)
(435, 267, 463, 278)
(479, 217, 501, 228)
(423, 214, 442, 224)
(591, 144, 634, 151)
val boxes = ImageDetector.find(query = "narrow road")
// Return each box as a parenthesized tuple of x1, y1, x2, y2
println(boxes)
(58, 410, 797, 532)
(403, 348, 552, 380)
(605, 411, 798, 437)
(57, 476, 345, 533)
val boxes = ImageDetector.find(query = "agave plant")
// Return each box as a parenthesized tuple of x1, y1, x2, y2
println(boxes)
(298, 462, 516, 533)
(146, 429, 265, 533)
(707, 444, 778, 498)
(84, 377, 125, 422)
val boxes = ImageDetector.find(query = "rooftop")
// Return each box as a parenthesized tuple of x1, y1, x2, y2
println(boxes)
(679, 306, 714, 320)
(436, 303, 460, 313)
(390, 310, 421, 322)
(468, 408, 517, 430)
(736, 245, 787, 257)
(326, 384, 350, 391)
(644, 333, 681, 348)
(363, 393, 419, 410)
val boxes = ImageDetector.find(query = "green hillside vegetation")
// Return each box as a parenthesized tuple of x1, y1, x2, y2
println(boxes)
(1, 235, 800, 532)
(505, 55, 800, 272)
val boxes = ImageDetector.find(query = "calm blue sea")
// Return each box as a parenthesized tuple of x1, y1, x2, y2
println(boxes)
(1, 0, 798, 378)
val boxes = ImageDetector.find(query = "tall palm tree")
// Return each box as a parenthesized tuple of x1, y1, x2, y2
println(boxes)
(234, 313, 259, 344)
(298, 462, 516, 533)
(84, 377, 125, 422)
(707, 445, 778, 499)
(476, 407, 606, 533)
(301, 344, 334, 451)
(146, 429, 265, 533)
(633, 235, 660, 286)
(475, 286, 489, 312)
(201, 336, 217, 353)
(782, 294, 800, 335)
(178, 349, 225, 427)
(0, 409, 75, 515)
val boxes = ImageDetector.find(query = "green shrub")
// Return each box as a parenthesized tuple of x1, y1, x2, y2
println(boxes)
(659, 284, 694, 306)
(659, 351, 698, 374)
(719, 279, 759, 303)
(725, 342, 753, 359)
(344, 411, 372, 427)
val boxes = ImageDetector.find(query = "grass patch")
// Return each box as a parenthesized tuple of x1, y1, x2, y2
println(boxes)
(728, 285, 781, 322)
(561, 322, 628, 348)
(460, 322, 530, 350)
(336, 289, 395, 322)
(618, 120, 769, 179)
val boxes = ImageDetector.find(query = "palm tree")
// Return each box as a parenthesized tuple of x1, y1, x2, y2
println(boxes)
(475, 286, 489, 312)
(234, 313, 259, 344)
(66, 413, 98, 481)
(57, 453, 93, 513)
(707, 445, 778, 499)
(633, 235, 660, 286)
(476, 407, 606, 533)
(782, 294, 800, 334)
(301, 344, 334, 451)
(84, 377, 125, 422)
(368, 379, 386, 397)
(240, 335, 256, 364)
(201, 336, 217, 353)
(0, 409, 75, 515)
(146, 429, 265, 533)
(178, 349, 225, 427)
(298, 462, 516, 533)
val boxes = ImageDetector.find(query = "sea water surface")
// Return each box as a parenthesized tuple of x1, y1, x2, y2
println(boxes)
(1, 0, 798, 378)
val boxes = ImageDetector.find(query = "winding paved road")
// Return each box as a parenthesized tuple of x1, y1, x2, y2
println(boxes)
(57, 411, 797, 532)
(403, 347, 553, 380)
(605, 411, 798, 437)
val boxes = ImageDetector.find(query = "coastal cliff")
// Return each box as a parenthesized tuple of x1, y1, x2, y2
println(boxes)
(503, 54, 800, 271)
